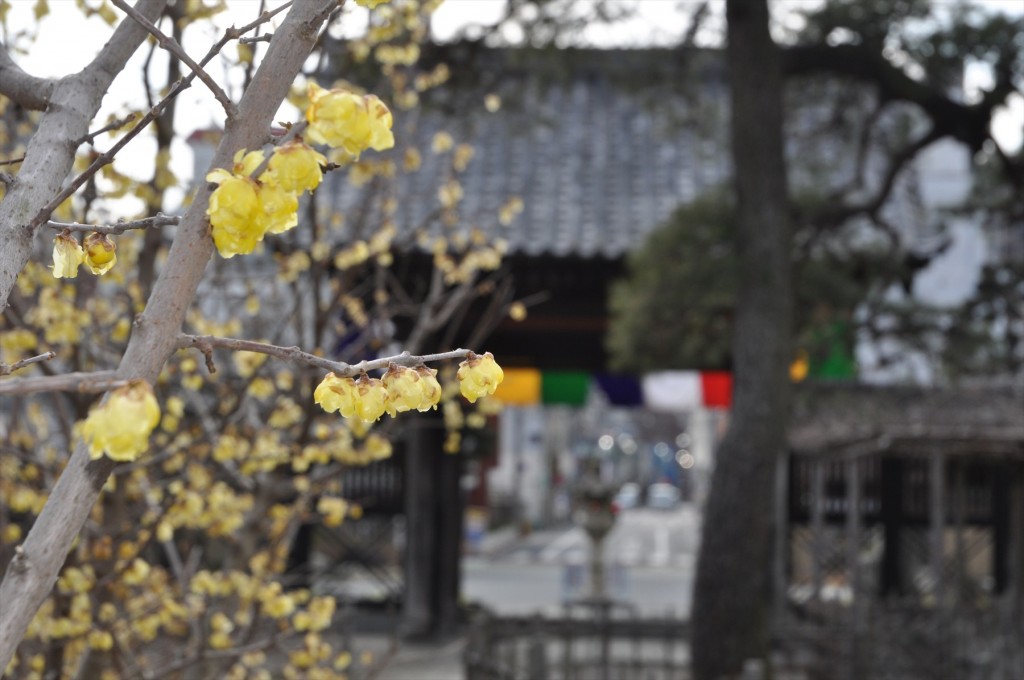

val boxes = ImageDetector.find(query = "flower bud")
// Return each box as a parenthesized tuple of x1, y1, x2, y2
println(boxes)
(83, 232, 117, 275)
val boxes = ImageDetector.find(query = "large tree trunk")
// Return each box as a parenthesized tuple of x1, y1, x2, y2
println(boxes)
(690, 0, 792, 677)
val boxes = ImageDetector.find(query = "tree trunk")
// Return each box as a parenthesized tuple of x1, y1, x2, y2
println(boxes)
(690, 0, 792, 677)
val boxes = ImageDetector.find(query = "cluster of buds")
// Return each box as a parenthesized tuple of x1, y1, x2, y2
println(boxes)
(206, 82, 393, 259)
(81, 380, 161, 462)
(314, 363, 443, 423)
(51, 231, 117, 279)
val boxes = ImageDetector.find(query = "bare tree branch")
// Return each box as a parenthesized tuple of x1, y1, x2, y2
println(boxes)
(0, 351, 56, 376)
(76, 113, 139, 147)
(111, 0, 239, 119)
(0, 45, 55, 110)
(177, 333, 474, 377)
(0, 0, 168, 317)
(0, 370, 124, 396)
(15, 1, 303, 262)
(47, 214, 181, 235)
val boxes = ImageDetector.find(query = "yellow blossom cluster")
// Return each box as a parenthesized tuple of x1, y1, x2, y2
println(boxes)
(206, 81, 394, 258)
(205, 144, 317, 258)
(314, 363, 445, 422)
(314, 356, 504, 422)
(305, 82, 395, 158)
(81, 380, 161, 462)
(51, 231, 118, 279)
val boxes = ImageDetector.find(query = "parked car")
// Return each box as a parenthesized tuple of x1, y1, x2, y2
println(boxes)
(647, 482, 681, 510)
(614, 482, 641, 510)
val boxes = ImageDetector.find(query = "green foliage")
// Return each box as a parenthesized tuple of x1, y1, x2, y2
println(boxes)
(607, 193, 928, 376)
(607, 194, 736, 372)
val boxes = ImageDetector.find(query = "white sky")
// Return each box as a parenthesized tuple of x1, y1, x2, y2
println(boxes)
(2, 0, 1021, 212)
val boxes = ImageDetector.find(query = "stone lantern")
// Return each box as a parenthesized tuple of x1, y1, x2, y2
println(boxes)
(573, 460, 618, 599)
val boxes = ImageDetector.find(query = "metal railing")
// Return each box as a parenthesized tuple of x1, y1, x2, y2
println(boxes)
(463, 600, 690, 680)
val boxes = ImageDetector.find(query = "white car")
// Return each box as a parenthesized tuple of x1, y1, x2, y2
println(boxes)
(647, 483, 681, 510)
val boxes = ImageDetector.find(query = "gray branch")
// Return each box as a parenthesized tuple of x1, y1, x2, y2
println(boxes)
(0, 0, 168, 318)
(0, 0, 337, 668)
(0, 45, 55, 110)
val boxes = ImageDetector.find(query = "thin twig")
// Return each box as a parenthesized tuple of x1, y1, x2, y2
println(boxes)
(111, 0, 239, 118)
(177, 334, 474, 377)
(46, 213, 181, 235)
(239, 34, 274, 45)
(76, 113, 139, 147)
(0, 156, 24, 167)
(142, 633, 289, 680)
(0, 351, 56, 376)
(26, 4, 293, 233)
(0, 370, 126, 395)
(0, 172, 13, 186)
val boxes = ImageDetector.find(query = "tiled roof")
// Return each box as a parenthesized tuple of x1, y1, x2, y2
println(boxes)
(320, 48, 732, 258)
(317, 46, 942, 260)
(788, 383, 1024, 456)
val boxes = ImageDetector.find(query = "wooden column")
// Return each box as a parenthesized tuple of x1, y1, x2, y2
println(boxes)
(845, 456, 863, 680)
(880, 457, 904, 595)
(1010, 467, 1024, 625)
(772, 450, 789, 624)
(401, 411, 442, 639)
(929, 453, 946, 606)
(846, 457, 861, 605)
(435, 445, 464, 636)
(952, 462, 966, 607)
(811, 459, 826, 600)
(992, 463, 1010, 594)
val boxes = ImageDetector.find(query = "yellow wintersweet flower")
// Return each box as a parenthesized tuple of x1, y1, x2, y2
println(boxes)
(81, 380, 161, 462)
(415, 365, 442, 412)
(294, 596, 336, 632)
(51, 232, 84, 279)
(353, 375, 387, 422)
(121, 558, 151, 586)
(314, 373, 359, 418)
(317, 496, 348, 528)
(365, 94, 395, 152)
(355, 0, 389, 7)
(382, 364, 423, 415)
(305, 83, 394, 157)
(87, 630, 114, 651)
(456, 352, 504, 403)
(257, 181, 299, 235)
(267, 141, 327, 194)
(83, 232, 117, 275)
(233, 148, 266, 177)
(205, 172, 263, 258)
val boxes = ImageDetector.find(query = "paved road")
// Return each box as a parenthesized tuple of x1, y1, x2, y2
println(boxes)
(463, 504, 699, 616)
(482, 504, 700, 568)
(371, 504, 700, 680)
